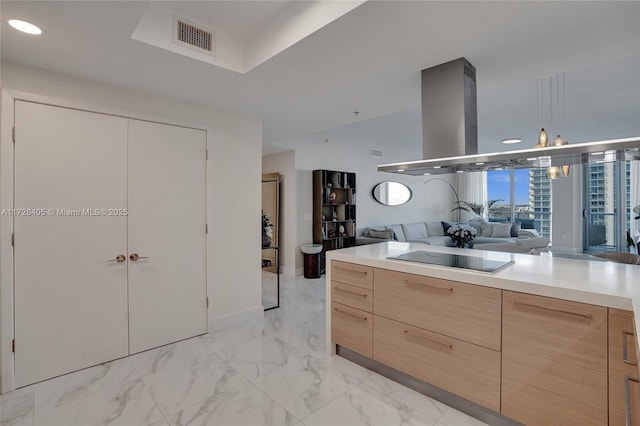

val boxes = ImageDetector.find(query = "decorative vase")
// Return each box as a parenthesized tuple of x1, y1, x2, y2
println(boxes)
(262, 235, 272, 248)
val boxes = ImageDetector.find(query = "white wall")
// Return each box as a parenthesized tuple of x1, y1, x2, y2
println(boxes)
(0, 62, 263, 391)
(293, 141, 455, 271)
(262, 151, 297, 276)
(551, 165, 584, 252)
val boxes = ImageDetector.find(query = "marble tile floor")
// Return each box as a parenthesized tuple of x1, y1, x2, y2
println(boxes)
(1, 274, 488, 426)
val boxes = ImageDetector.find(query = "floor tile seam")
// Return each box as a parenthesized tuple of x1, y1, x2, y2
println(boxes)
(32, 377, 160, 426)
(357, 378, 445, 424)
(136, 351, 227, 381)
(247, 379, 303, 424)
(0, 390, 35, 426)
(157, 378, 251, 423)
(139, 363, 250, 418)
(32, 373, 145, 417)
(292, 386, 353, 425)
(138, 374, 171, 425)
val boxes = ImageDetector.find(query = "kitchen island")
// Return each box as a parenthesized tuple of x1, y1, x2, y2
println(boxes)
(326, 242, 640, 426)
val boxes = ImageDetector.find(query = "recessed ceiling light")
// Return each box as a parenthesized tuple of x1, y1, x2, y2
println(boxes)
(526, 158, 537, 161)
(433, 166, 441, 169)
(8, 19, 42, 35)
(502, 138, 522, 145)
(475, 162, 484, 165)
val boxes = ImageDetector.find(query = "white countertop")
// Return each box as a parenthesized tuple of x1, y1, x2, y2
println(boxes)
(326, 242, 640, 346)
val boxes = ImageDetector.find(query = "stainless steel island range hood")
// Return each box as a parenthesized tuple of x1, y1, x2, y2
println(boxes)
(378, 58, 640, 176)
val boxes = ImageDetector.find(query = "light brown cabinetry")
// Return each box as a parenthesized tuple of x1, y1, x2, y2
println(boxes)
(332, 261, 372, 289)
(374, 268, 501, 350)
(372, 268, 501, 411)
(502, 291, 608, 426)
(332, 281, 372, 312)
(373, 314, 501, 411)
(330, 261, 374, 358)
(331, 302, 372, 357)
(609, 309, 640, 426)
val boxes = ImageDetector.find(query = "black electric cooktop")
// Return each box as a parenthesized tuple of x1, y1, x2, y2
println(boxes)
(387, 251, 514, 274)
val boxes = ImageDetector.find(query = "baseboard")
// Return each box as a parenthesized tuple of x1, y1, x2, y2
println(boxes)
(337, 346, 519, 426)
(280, 265, 296, 277)
(209, 306, 264, 331)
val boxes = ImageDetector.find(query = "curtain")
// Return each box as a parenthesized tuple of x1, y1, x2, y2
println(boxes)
(457, 171, 488, 220)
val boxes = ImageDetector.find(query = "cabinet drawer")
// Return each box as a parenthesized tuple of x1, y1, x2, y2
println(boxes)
(373, 315, 501, 412)
(609, 309, 640, 424)
(331, 302, 372, 358)
(331, 261, 372, 290)
(331, 281, 372, 312)
(373, 268, 501, 350)
(610, 376, 640, 426)
(502, 291, 607, 425)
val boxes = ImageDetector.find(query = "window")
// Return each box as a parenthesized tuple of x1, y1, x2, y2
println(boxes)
(487, 168, 551, 237)
(583, 161, 632, 252)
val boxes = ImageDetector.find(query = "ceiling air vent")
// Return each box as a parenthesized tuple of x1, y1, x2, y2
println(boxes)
(371, 149, 383, 159)
(173, 16, 215, 57)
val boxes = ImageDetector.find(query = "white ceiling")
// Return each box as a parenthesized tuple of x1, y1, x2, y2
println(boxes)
(2, 1, 639, 157)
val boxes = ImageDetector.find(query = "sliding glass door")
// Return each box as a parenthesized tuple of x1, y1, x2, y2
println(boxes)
(583, 161, 631, 252)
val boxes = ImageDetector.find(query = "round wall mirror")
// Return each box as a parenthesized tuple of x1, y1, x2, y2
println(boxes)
(372, 182, 412, 206)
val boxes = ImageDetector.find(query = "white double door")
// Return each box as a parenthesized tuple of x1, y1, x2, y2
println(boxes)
(13, 101, 207, 387)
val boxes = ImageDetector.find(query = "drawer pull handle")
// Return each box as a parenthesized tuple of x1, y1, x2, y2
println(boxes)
(404, 330, 453, 350)
(623, 331, 638, 366)
(334, 307, 367, 320)
(625, 375, 639, 426)
(404, 280, 453, 293)
(513, 300, 592, 320)
(333, 286, 367, 297)
(335, 266, 368, 275)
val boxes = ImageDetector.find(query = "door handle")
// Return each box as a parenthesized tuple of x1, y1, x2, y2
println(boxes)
(107, 255, 126, 263)
(129, 253, 149, 261)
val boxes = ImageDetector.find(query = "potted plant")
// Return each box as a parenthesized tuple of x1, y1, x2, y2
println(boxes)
(262, 210, 273, 247)
(451, 199, 502, 219)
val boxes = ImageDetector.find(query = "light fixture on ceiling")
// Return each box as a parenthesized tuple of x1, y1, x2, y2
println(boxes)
(546, 166, 562, 180)
(535, 74, 571, 179)
(8, 19, 42, 35)
(502, 138, 522, 145)
(535, 129, 548, 148)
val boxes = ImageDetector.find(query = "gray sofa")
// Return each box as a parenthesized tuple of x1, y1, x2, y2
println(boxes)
(358, 221, 540, 247)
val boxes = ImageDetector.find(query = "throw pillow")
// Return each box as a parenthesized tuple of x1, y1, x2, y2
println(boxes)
(491, 222, 513, 238)
(481, 221, 493, 237)
(401, 222, 429, 240)
(369, 229, 394, 240)
(511, 222, 522, 237)
(426, 221, 445, 237)
(387, 224, 406, 242)
(441, 221, 453, 234)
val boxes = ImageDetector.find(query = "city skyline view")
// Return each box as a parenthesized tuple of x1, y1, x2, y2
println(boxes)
(487, 169, 531, 205)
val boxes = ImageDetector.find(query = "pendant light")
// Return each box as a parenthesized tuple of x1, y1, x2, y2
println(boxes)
(535, 74, 570, 179)
(536, 128, 548, 148)
(546, 166, 562, 179)
(558, 73, 571, 177)
(535, 80, 548, 148)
